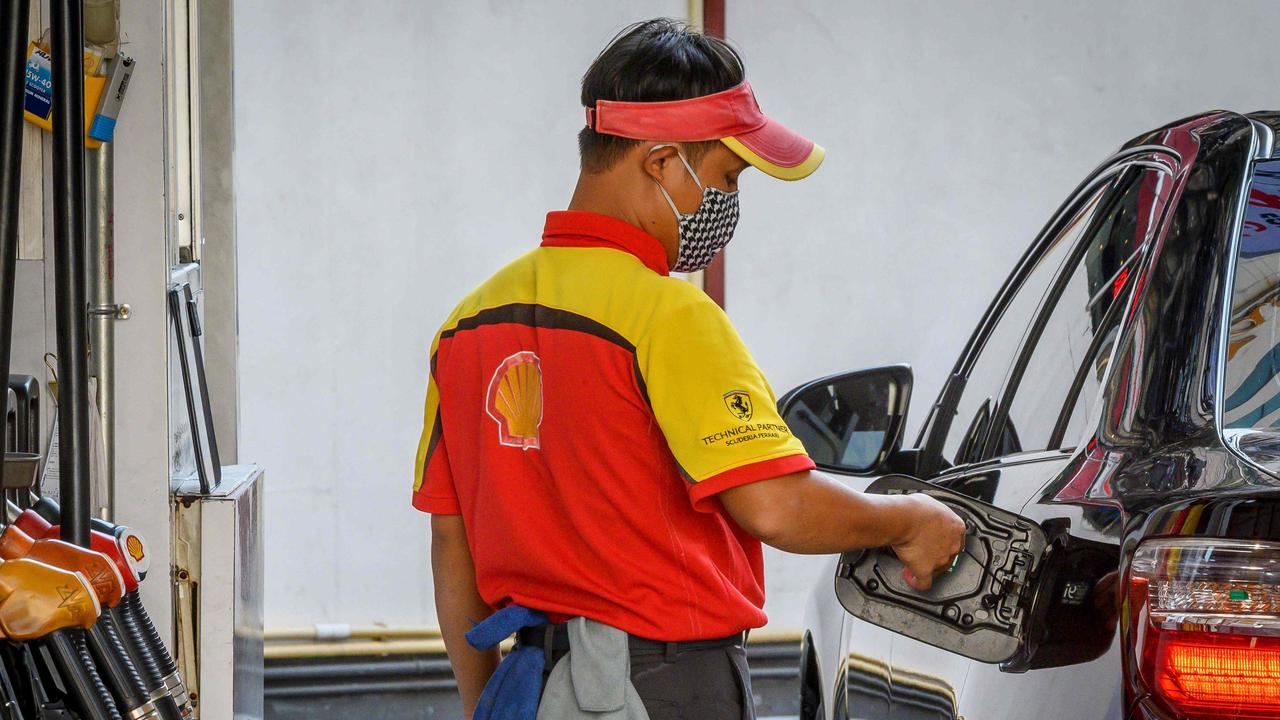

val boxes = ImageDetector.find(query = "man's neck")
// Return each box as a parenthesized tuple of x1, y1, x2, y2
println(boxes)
(567, 172, 631, 221)
(567, 172, 677, 266)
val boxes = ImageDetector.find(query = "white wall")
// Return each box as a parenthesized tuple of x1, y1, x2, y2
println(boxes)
(234, 1, 682, 629)
(234, 0, 1280, 630)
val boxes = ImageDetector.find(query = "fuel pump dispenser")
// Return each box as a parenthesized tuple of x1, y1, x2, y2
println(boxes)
(0, 2, 209, 717)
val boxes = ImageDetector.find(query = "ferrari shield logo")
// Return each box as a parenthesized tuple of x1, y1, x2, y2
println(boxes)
(724, 390, 753, 421)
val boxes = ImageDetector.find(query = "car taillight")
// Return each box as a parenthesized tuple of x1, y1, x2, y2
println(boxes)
(1129, 538, 1280, 719)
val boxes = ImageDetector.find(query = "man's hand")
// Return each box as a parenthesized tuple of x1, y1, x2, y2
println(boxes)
(889, 493, 966, 591)
(719, 470, 965, 589)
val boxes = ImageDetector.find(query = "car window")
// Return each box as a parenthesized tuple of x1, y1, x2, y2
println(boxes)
(1224, 159, 1280, 428)
(999, 167, 1172, 452)
(939, 187, 1110, 467)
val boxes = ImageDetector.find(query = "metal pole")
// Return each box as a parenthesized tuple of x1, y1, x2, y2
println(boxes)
(700, 0, 727, 309)
(88, 143, 114, 521)
(51, 0, 91, 547)
(0, 0, 31, 487)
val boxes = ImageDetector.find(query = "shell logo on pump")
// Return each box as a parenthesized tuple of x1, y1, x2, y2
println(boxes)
(119, 528, 151, 578)
(485, 351, 543, 450)
(126, 536, 144, 562)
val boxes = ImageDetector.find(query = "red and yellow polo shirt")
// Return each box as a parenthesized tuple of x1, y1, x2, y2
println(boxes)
(413, 210, 814, 641)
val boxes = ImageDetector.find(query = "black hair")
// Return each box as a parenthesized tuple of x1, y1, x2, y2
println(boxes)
(578, 19, 745, 174)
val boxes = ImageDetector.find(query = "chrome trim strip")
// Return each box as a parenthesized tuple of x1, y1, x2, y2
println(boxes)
(1215, 125, 1264, 466)
(1251, 119, 1276, 159)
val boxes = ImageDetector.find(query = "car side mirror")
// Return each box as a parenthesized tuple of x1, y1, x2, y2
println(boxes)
(778, 365, 912, 475)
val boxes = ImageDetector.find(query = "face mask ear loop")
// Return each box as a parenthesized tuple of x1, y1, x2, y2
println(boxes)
(654, 179, 683, 218)
(673, 152, 703, 191)
(648, 143, 689, 218)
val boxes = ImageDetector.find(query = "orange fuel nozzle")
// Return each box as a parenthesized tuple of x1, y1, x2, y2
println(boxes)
(0, 524, 33, 558)
(0, 526, 125, 608)
(0, 558, 100, 640)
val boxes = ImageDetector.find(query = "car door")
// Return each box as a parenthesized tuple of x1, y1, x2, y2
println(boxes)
(832, 156, 1176, 720)
(833, 171, 1109, 720)
(947, 159, 1178, 719)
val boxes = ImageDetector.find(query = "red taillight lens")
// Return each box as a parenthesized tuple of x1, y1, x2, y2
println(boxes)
(1130, 539, 1280, 720)
(1150, 629, 1280, 718)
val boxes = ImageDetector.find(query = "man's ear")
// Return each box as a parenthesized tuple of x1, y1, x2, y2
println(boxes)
(641, 144, 680, 183)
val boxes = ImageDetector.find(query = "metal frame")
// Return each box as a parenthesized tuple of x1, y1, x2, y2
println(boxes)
(173, 465, 264, 720)
(165, 0, 201, 263)
(87, 143, 115, 520)
(192, 0, 239, 465)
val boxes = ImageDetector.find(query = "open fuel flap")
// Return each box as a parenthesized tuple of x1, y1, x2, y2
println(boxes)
(835, 475, 1054, 668)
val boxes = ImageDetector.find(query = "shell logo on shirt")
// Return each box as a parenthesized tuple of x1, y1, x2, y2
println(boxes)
(724, 390, 753, 421)
(486, 351, 543, 450)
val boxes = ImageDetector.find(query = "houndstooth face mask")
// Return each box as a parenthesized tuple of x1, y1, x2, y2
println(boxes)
(651, 145, 740, 273)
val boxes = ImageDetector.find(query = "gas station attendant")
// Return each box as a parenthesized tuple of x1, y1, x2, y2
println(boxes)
(413, 19, 965, 720)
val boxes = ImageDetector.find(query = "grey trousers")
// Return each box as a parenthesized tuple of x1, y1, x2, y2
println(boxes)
(629, 645, 754, 720)
(542, 641, 755, 720)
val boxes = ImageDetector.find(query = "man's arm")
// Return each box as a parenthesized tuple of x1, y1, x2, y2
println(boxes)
(719, 469, 966, 590)
(431, 514, 499, 716)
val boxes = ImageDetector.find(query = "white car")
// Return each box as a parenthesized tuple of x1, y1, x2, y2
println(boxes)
(790, 110, 1280, 720)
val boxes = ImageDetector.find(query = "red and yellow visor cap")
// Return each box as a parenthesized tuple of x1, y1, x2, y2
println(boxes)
(585, 81, 824, 181)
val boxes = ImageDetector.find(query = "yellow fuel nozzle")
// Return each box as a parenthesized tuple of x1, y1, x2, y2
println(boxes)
(0, 558, 100, 640)
(0, 526, 125, 608)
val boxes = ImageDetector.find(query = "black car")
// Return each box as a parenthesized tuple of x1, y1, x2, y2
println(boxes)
(786, 110, 1280, 720)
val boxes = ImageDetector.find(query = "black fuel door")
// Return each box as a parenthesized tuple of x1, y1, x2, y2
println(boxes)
(834, 474, 1050, 665)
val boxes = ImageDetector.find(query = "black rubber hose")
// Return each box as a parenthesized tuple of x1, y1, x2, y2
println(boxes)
(122, 593, 177, 677)
(28, 500, 57, 527)
(0, 0, 32, 506)
(50, 0, 93, 550)
(109, 605, 161, 687)
(71, 630, 122, 720)
(17, 644, 51, 708)
(87, 618, 152, 715)
(108, 608, 181, 720)
(45, 630, 120, 720)
(121, 593, 190, 716)
(0, 651, 26, 720)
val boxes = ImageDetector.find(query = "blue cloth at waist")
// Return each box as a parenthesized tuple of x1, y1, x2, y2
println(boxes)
(466, 605, 550, 720)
